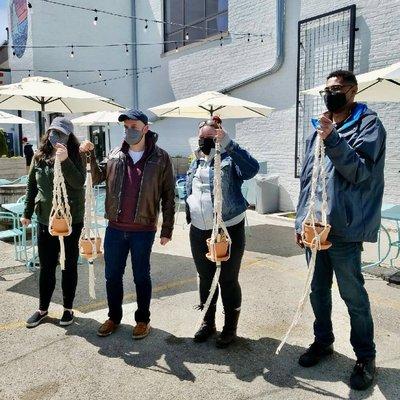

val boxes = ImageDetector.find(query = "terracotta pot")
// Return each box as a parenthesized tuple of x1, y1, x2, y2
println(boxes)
(206, 238, 229, 261)
(80, 237, 102, 256)
(49, 216, 70, 236)
(303, 221, 331, 245)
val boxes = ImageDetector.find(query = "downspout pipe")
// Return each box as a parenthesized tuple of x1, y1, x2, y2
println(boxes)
(132, 0, 139, 108)
(221, 0, 286, 94)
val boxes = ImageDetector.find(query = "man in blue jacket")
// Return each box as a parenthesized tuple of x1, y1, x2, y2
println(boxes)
(295, 70, 386, 391)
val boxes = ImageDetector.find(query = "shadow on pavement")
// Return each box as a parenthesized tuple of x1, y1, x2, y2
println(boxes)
(6, 253, 198, 311)
(245, 224, 303, 257)
(64, 318, 400, 400)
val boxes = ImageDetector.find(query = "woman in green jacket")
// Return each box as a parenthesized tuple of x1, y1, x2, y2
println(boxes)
(21, 117, 85, 328)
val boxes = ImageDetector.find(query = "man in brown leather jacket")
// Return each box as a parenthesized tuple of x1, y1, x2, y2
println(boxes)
(80, 109, 175, 339)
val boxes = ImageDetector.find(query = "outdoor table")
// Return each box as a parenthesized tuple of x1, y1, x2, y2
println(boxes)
(1, 202, 25, 216)
(364, 204, 400, 269)
(0, 184, 27, 205)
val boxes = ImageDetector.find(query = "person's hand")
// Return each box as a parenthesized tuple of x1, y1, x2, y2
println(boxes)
(79, 140, 95, 153)
(296, 233, 305, 249)
(160, 237, 171, 246)
(55, 143, 68, 162)
(20, 217, 31, 227)
(215, 128, 226, 143)
(317, 114, 334, 140)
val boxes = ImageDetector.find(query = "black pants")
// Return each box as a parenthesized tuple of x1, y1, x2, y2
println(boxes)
(190, 220, 245, 312)
(37, 222, 83, 311)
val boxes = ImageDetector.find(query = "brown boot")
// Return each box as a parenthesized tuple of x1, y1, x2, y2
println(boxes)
(132, 322, 151, 339)
(97, 319, 119, 337)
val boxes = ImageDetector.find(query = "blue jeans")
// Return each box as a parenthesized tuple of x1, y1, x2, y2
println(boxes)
(306, 241, 376, 359)
(104, 227, 156, 324)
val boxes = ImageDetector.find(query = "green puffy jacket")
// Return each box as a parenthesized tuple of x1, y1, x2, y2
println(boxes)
(23, 155, 85, 225)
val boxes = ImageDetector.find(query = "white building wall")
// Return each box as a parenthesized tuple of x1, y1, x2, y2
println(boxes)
(7, 0, 137, 148)
(138, 0, 400, 210)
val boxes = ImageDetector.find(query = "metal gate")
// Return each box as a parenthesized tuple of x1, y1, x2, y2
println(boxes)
(294, 5, 356, 177)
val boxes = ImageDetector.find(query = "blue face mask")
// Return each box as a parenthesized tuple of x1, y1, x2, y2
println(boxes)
(48, 129, 69, 146)
(124, 127, 145, 145)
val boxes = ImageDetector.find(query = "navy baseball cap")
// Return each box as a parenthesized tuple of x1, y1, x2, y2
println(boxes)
(118, 109, 149, 125)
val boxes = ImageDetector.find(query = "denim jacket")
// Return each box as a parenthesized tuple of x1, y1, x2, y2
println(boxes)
(295, 103, 386, 243)
(185, 136, 260, 224)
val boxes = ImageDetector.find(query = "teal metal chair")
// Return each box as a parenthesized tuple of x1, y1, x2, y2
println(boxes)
(0, 211, 23, 261)
(175, 179, 187, 226)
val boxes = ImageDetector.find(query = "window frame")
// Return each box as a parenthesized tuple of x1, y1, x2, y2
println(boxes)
(163, 0, 228, 53)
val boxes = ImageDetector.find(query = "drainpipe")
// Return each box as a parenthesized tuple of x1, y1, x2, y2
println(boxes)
(132, 0, 139, 108)
(221, 0, 286, 94)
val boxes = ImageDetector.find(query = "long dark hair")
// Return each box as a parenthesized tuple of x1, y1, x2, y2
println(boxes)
(35, 131, 81, 165)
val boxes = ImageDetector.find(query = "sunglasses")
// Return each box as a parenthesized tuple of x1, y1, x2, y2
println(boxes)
(319, 85, 354, 97)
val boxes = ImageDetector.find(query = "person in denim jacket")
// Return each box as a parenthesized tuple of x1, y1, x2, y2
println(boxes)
(186, 116, 259, 348)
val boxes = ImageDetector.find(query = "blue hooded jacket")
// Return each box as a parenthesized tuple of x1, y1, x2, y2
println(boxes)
(295, 103, 386, 243)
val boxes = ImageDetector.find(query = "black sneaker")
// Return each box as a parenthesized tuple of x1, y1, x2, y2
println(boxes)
(298, 342, 334, 367)
(26, 311, 48, 328)
(60, 310, 74, 326)
(350, 358, 376, 391)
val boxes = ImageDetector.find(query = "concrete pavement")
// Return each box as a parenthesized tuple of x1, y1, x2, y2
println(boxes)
(0, 211, 399, 400)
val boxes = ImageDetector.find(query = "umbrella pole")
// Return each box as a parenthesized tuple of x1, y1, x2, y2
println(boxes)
(107, 123, 111, 153)
(38, 101, 45, 139)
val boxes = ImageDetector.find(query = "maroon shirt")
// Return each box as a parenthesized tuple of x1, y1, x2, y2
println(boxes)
(109, 140, 157, 232)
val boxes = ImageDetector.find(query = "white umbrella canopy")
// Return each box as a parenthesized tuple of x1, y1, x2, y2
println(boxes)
(71, 111, 124, 125)
(149, 91, 274, 119)
(302, 61, 400, 102)
(0, 110, 34, 124)
(0, 76, 125, 113)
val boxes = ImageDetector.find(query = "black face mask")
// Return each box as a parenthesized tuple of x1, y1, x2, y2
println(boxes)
(323, 92, 348, 113)
(198, 137, 215, 155)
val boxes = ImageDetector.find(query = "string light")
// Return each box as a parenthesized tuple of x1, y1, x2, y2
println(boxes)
(66, 70, 69, 79)
(175, 42, 178, 53)
(28, 70, 31, 77)
(220, 31, 223, 47)
(70, 45, 74, 58)
(70, 69, 158, 87)
(247, 33, 251, 42)
(125, 44, 129, 55)
(8, 66, 160, 73)
(98, 70, 102, 78)
(125, 69, 128, 76)
(40, 0, 269, 40)
(93, 10, 98, 26)
(28, 2, 32, 8)
(144, 19, 148, 31)
(185, 32, 189, 41)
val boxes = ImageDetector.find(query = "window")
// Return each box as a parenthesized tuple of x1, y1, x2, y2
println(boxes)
(164, 0, 228, 52)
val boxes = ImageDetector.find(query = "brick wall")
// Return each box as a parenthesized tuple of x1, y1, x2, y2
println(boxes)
(138, 0, 400, 210)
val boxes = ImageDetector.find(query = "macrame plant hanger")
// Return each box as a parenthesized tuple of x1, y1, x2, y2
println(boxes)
(276, 134, 331, 354)
(79, 153, 102, 299)
(195, 119, 232, 330)
(49, 156, 73, 270)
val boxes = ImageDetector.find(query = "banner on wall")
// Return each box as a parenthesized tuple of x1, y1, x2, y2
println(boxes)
(9, 0, 29, 59)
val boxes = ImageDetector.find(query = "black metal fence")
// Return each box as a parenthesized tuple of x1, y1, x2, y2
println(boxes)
(294, 5, 357, 177)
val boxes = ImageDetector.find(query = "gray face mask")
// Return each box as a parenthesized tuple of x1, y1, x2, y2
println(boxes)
(48, 129, 69, 146)
(124, 127, 145, 146)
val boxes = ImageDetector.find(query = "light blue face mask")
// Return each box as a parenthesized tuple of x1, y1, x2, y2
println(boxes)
(48, 129, 69, 146)
(124, 127, 145, 145)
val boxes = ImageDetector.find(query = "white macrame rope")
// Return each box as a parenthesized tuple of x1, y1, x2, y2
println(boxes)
(49, 156, 72, 270)
(196, 135, 232, 329)
(276, 135, 328, 354)
(80, 154, 100, 299)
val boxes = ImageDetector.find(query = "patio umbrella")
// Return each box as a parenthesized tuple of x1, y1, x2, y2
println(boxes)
(302, 61, 400, 102)
(71, 111, 124, 151)
(148, 91, 274, 119)
(0, 110, 34, 124)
